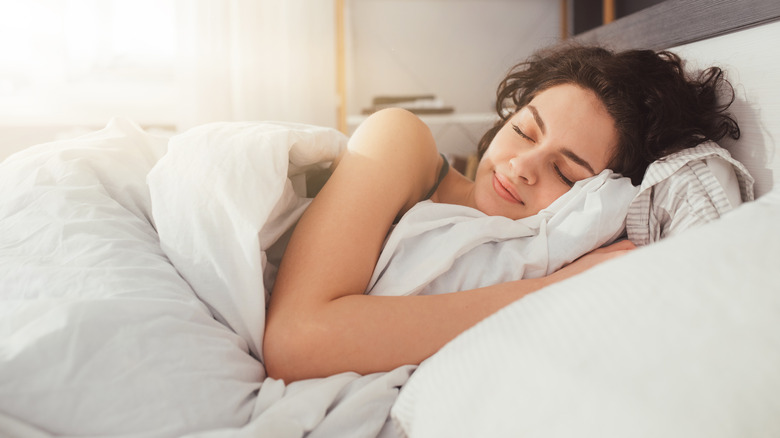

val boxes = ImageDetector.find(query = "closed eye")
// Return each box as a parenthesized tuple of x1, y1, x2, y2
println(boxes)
(554, 164, 574, 187)
(512, 124, 534, 142)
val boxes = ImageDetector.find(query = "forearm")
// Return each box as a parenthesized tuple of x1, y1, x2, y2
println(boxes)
(264, 276, 554, 382)
(263, 240, 635, 382)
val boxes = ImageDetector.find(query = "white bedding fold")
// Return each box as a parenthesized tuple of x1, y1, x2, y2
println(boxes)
(147, 121, 421, 438)
(0, 119, 265, 437)
(369, 170, 638, 296)
(2, 119, 412, 438)
(147, 121, 347, 361)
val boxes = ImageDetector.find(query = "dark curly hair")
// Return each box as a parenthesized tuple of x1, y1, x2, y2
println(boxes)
(477, 44, 740, 185)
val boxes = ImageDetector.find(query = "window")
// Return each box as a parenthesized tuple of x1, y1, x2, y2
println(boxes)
(0, 0, 177, 126)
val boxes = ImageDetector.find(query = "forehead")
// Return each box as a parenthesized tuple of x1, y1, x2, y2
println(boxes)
(526, 83, 609, 120)
(520, 84, 617, 170)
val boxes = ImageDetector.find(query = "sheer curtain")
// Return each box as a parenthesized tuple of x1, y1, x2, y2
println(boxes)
(0, 0, 337, 135)
(175, 0, 338, 130)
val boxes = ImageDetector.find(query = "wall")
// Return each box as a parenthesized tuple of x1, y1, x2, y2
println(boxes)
(346, 0, 560, 115)
(345, 0, 560, 158)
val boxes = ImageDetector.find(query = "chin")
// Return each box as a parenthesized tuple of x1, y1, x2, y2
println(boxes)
(477, 200, 524, 220)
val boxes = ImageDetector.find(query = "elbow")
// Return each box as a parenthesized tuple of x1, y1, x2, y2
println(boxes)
(263, 313, 320, 383)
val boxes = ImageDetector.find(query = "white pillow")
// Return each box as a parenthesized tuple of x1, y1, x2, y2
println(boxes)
(392, 188, 780, 437)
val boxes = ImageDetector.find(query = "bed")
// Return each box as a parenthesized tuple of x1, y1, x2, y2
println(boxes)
(2, 1, 779, 437)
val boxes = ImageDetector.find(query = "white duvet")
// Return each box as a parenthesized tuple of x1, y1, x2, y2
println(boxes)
(369, 172, 636, 296)
(0, 119, 409, 437)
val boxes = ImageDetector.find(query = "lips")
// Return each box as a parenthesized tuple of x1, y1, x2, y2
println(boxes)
(492, 172, 523, 204)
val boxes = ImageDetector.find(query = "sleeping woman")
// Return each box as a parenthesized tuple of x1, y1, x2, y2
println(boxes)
(263, 45, 740, 382)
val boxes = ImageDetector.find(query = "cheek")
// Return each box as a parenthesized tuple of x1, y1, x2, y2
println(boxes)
(536, 184, 570, 210)
(477, 143, 511, 179)
(483, 128, 514, 158)
(474, 149, 497, 180)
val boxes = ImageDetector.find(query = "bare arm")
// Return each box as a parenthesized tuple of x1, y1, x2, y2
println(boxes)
(263, 109, 632, 382)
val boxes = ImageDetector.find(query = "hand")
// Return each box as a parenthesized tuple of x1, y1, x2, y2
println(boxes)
(551, 239, 637, 282)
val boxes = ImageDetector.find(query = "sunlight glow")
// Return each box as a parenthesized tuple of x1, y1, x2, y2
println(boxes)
(0, 0, 178, 124)
(0, 0, 177, 95)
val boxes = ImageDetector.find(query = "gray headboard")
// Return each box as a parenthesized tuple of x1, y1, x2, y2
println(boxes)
(575, 0, 780, 50)
(576, 0, 780, 197)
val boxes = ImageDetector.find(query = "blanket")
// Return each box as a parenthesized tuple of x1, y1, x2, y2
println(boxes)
(147, 120, 348, 361)
(0, 119, 408, 438)
(0, 119, 262, 436)
(147, 120, 415, 438)
(369, 171, 638, 296)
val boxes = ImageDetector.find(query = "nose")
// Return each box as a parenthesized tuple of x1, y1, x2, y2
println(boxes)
(508, 149, 541, 185)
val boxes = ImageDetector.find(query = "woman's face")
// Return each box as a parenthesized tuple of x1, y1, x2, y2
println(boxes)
(473, 83, 618, 219)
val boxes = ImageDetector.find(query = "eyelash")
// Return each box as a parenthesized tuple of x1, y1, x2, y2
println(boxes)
(512, 124, 532, 141)
(513, 124, 574, 187)
(554, 164, 574, 187)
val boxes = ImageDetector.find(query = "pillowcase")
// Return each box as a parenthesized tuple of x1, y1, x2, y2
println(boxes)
(626, 141, 754, 245)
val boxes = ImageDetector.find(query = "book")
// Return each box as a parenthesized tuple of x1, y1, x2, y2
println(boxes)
(362, 94, 454, 115)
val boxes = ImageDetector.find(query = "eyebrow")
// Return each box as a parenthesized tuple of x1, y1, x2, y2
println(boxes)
(562, 149, 596, 175)
(527, 105, 546, 134)
(526, 104, 596, 176)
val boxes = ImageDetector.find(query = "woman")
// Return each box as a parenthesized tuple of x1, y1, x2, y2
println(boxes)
(264, 45, 739, 382)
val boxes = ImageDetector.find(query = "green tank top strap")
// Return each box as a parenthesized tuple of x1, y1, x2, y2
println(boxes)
(423, 154, 450, 200)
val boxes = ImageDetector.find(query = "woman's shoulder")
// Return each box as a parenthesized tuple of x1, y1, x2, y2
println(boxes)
(347, 108, 442, 203)
(350, 108, 437, 157)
